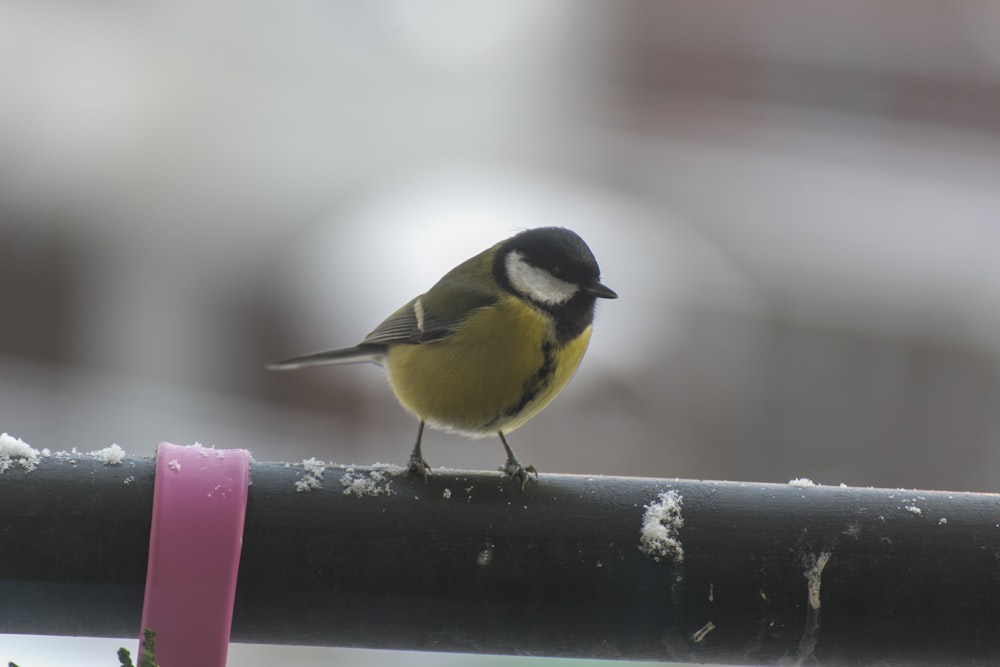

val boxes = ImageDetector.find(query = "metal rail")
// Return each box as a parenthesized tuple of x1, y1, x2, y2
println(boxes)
(2, 455, 999, 665)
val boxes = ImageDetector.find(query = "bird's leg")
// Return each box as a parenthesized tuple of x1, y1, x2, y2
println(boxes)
(407, 420, 432, 481)
(497, 431, 538, 491)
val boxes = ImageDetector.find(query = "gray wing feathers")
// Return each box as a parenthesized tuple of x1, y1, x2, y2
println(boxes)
(361, 298, 423, 344)
(270, 288, 491, 371)
(362, 296, 454, 345)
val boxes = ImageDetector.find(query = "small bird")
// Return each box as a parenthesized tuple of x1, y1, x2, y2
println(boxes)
(269, 226, 617, 489)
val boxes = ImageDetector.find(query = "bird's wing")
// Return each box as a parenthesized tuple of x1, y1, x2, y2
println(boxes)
(360, 297, 433, 344)
(270, 251, 501, 370)
(362, 283, 498, 345)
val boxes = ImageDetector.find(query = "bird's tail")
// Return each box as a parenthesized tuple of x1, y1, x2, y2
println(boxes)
(267, 345, 386, 370)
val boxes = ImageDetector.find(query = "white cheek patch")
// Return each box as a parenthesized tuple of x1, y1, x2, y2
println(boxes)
(505, 250, 579, 305)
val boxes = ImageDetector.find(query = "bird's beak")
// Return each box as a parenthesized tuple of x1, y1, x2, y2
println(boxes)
(585, 282, 618, 299)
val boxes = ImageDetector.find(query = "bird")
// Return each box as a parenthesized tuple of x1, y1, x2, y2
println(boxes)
(269, 226, 617, 489)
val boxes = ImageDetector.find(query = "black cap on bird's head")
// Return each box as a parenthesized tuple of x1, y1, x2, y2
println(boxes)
(494, 227, 616, 340)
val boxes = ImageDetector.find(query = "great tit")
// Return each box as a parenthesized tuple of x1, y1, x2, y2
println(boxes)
(269, 226, 617, 488)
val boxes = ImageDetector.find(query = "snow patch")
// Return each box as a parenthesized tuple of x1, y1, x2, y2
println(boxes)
(89, 443, 126, 465)
(295, 457, 327, 492)
(0, 432, 40, 473)
(639, 489, 685, 563)
(340, 465, 397, 497)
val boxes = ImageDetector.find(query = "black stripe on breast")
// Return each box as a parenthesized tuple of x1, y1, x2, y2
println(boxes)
(484, 341, 556, 429)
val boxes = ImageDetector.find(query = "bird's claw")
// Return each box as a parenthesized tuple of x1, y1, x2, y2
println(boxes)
(499, 460, 538, 491)
(408, 454, 432, 482)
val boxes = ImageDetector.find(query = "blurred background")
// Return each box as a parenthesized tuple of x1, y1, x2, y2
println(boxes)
(4, 0, 1000, 664)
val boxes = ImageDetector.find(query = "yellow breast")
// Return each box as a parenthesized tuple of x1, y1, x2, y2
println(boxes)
(384, 295, 593, 437)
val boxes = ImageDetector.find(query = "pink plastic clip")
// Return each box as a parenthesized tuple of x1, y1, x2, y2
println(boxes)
(140, 442, 250, 666)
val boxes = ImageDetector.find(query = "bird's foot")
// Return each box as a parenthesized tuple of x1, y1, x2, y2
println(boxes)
(499, 458, 538, 491)
(408, 452, 432, 482)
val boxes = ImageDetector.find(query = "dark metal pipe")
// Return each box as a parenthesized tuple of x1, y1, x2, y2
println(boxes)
(2, 455, 999, 664)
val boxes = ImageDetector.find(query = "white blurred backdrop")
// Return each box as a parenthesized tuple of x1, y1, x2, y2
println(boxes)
(3, 1, 1000, 664)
